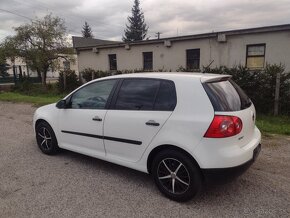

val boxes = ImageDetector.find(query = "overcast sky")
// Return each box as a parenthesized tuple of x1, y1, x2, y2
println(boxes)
(0, 0, 290, 42)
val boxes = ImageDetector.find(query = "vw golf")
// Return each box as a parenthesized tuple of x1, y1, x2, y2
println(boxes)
(33, 73, 261, 202)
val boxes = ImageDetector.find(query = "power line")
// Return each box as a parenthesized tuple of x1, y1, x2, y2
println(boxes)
(0, 8, 32, 20)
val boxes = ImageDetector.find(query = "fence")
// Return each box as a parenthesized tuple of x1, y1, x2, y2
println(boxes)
(0, 75, 41, 84)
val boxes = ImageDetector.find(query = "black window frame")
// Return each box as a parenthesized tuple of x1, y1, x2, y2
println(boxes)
(63, 60, 71, 70)
(143, 52, 153, 71)
(110, 78, 177, 111)
(64, 78, 120, 110)
(246, 43, 266, 69)
(186, 49, 200, 70)
(108, 54, 117, 71)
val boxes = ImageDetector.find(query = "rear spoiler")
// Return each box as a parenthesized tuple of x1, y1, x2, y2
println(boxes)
(200, 75, 232, 83)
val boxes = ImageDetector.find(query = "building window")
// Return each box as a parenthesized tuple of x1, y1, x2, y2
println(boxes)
(143, 52, 153, 71)
(109, 54, 117, 70)
(246, 44, 266, 69)
(186, 49, 200, 70)
(63, 61, 70, 70)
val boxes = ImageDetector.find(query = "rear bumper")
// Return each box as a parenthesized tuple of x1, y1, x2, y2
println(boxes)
(201, 144, 261, 185)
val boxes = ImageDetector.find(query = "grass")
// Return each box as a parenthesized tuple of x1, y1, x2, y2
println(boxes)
(0, 92, 64, 106)
(256, 114, 290, 136)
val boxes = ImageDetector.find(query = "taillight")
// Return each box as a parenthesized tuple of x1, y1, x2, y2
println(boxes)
(204, 115, 243, 138)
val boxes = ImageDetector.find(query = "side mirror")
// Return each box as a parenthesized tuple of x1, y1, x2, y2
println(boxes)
(56, 99, 68, 109)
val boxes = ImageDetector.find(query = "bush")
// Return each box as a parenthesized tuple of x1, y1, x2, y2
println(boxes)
(58, 70, 81, 93)
(205, 64, 290, 115)
(13, 78, 59, 96)
(81, 68, 109, 82)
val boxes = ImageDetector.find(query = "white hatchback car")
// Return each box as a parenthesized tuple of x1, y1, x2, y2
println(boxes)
(33, 73, 261, 202)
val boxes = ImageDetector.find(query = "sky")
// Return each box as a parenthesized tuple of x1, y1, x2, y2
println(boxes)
(0, 0, 290, 42)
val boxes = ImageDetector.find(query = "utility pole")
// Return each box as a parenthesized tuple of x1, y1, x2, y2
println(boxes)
(155, 32, 162, 39)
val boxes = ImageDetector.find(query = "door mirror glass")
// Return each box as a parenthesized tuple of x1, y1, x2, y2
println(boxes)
(56, 100, 67, 109)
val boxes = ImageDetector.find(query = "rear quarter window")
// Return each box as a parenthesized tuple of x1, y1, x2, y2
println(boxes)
(203, 79, 251, 111)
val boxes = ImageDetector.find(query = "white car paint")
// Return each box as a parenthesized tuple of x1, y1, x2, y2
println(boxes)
(33, 72, 261, 174)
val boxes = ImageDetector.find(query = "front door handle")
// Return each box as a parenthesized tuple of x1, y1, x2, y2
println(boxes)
(92, 116, 102, 121)
(146, 120, 160, 126)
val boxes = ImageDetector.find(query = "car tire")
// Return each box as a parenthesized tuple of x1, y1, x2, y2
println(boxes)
(35, 121, 59, 155)
(151, 149, 203, 202)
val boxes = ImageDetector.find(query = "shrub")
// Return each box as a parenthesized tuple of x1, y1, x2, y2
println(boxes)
(58, 70, 81, 93)
(81, 68, 110, 82)
(205, 64, 290, 115)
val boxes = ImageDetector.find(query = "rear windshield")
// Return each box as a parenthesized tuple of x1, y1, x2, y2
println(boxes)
(203, 79, 252, 111)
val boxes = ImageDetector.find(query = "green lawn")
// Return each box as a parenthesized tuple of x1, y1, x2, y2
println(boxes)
(0, 92, 64, 106)
(256, 114, 290, 136)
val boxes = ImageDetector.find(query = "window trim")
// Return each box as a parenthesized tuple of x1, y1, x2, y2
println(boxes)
(109, 78, 177, 111)
(108, 54, 117, 71)
(64, 78, 120, 110)
(246, 43, 266, 69)
(186, 48, 200, 70)
(143, 52, 153, 71)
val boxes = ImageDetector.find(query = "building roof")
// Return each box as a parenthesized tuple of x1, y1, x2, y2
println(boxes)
(73, 24, 290, 50)
(72, 36, 121, 49)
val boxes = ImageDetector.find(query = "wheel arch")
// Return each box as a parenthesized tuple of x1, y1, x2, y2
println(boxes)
(146, 144, 202, 175)
(35, 118, 52, 131)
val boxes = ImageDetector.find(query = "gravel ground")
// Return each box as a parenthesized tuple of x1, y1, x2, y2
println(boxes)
(0, 101, 289, 218)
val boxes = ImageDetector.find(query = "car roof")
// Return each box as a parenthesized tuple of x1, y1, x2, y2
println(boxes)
(97, 72, 231, 83)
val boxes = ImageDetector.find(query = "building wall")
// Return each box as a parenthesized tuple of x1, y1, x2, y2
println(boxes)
(77, 31, 290, 72)
(7, 55, 78, 78)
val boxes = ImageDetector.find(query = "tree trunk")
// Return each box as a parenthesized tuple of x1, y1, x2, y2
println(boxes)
(37, 69, 41, 80)
(19, 66, 23, 81)
(41, 71, 47, 86)
(13, 65, 17, 85)
(63, 71, 67, 91)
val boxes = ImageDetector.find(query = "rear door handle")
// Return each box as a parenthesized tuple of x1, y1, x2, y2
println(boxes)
(146, 120, 160, 126)
(92, 116, 102, 121)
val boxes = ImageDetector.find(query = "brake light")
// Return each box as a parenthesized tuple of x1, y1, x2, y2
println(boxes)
(204, 115, 243, 138)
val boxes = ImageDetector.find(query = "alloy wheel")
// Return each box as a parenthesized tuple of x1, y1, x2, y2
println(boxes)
(157, 158, 190, 194)
(37, 127, 52, 151)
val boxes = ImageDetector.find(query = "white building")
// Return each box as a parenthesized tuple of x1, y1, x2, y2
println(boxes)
(7, 55, 78, 78)
(73, 24, 290, 73)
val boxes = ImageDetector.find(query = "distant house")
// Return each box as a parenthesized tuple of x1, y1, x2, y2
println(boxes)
(73, 24, 290, 73)
(6, 54, 78, 78)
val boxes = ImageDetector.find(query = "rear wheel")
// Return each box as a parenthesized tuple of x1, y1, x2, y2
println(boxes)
(36, 121, 59, 155)
(151, 149, 202, 202)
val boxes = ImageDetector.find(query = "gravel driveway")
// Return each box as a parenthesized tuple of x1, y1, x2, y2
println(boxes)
(0, 102, 289, 217)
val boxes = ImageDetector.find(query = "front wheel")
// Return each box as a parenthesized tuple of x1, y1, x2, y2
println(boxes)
(151, 149, 202, 202)
(35, 121, 59, 155)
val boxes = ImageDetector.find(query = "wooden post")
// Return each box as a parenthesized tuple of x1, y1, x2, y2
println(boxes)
(274, 72, 281, 116)
(63, 71, 67, 91)
(92, 71, 95, 80)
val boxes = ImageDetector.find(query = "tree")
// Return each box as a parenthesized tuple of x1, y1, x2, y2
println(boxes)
(2, 14, 73, 85)
(82, 22, 94, 38)
(0, 47, 9, 78)
(123, 0, 148, 42)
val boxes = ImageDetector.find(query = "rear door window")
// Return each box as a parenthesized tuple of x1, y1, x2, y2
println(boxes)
(114, 79, 177, 111)
(203, 79, 251, 111)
